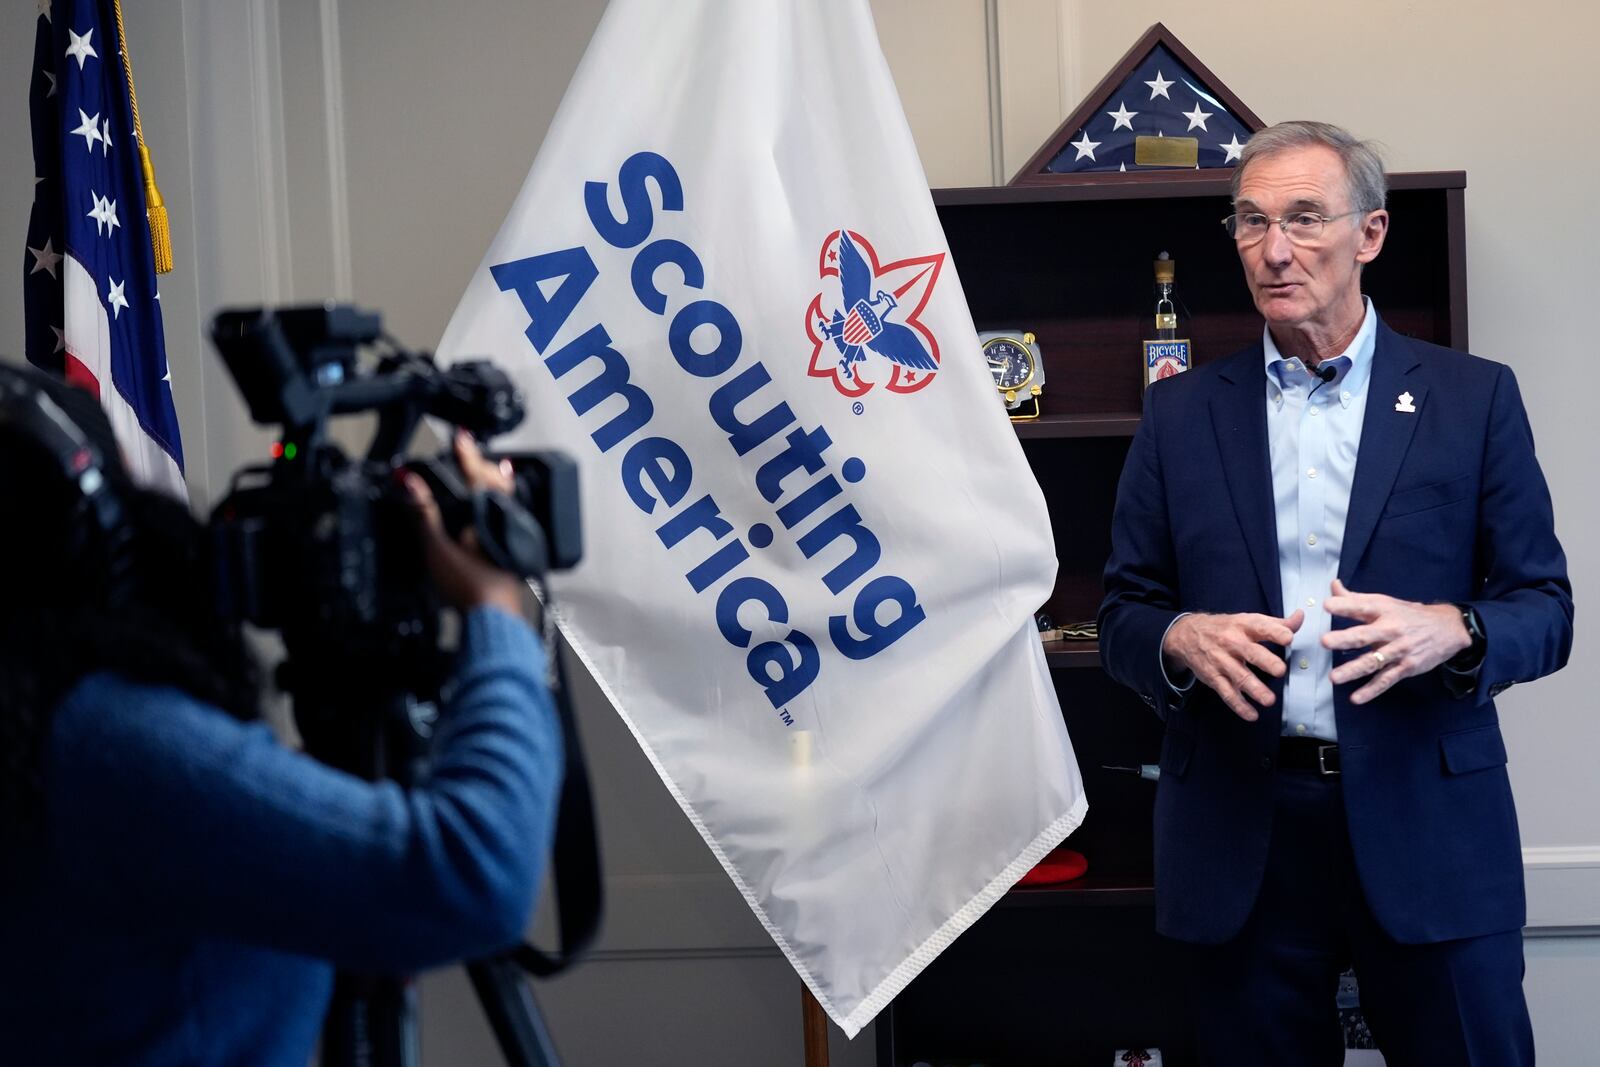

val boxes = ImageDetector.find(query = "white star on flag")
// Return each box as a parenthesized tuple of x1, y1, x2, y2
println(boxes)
(37, 0, 51, 21)
(1106, 101, 1137, 131)
(100, 118, 113, 154)
(42, 69, 57, 98)
(87, 192, 109, 234)
(1145, 70, 1174, 99)
(87, 192, 106, 233)
(71, 108, 103, 153)
(51, 325, 65, 353)
(1221, 134, 1246, 163)
(1070, 130, 1100, 161)
(28, 238, 63, 279)
(107, 278, 129, 319)
(86, 192, 120, 237)
(1182, 103, 1213, 132)
(65, 27, 97, 69)
(105, 279, 130, 319)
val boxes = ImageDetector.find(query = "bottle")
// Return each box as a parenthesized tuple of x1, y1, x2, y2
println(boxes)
(1142, 252, 1191, 388)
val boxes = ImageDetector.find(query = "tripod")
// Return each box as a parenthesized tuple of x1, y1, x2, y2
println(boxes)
(318, 956, 560, 1067)
(287, 627, 589, 1067)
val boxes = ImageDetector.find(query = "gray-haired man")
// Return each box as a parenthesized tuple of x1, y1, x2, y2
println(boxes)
(1100, 120, 1572, 1063)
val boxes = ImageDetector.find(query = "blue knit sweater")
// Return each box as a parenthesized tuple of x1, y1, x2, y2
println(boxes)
(0, 606, 563, 1067)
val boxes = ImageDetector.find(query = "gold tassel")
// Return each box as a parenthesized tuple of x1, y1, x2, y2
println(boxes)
(139, 144, 173, 274)
(113, 0, 173, 274)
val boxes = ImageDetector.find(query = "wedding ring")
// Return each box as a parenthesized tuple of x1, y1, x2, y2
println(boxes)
(1372, 650, 1387, 666)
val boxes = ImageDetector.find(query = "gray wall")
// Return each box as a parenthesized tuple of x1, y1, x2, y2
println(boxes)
(4, 2, 1596, 1063)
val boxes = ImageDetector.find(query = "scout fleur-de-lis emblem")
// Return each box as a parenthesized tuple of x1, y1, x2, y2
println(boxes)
(817, 229, 939, 381)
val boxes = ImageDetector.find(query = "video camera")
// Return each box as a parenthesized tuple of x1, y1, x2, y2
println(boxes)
(207, 305, 580, 684)
(203, 306, 596, 1065)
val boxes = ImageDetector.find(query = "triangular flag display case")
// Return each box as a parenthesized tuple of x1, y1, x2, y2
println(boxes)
(1015, 23, 1264, 184)
(875, 25, 1470, 1067)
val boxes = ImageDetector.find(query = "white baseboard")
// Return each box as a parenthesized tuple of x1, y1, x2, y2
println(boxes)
(1524, 846, 1600, 931)
(540, 849, 1600, 962)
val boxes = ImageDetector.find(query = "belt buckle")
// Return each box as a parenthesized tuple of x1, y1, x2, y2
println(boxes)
(1317, 743, 1340, 777)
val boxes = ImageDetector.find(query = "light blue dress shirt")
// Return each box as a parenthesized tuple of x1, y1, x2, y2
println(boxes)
(1158, 299, 1378, 740)
(1265, 297, 1377, 742)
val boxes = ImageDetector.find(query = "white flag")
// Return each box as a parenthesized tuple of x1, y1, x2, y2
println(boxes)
(439, 0, 1085, 1035)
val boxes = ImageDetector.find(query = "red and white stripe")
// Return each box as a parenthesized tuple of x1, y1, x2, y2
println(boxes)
(62, 255, 186, 498)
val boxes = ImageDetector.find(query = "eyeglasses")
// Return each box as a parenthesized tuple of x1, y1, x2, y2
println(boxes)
(1221, 210, 1364, 245)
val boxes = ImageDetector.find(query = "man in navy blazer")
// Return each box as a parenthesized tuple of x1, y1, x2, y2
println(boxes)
(1099, 120, 1572, 1064)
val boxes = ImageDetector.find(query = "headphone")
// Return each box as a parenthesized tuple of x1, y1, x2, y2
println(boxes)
(0, 364, 134, 606)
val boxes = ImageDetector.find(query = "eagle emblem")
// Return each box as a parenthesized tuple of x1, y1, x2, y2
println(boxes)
(805, 229, 944, 399)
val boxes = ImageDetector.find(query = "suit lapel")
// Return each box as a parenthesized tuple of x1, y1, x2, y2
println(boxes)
(1340, 321, 1426, 580)
(1209, 345, 1282, 615)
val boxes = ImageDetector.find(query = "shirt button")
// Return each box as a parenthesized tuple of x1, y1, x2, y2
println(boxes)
(1341, 391, 1352, 401)
(1307, 533, 1318, 546)
(1309, 407, 1320, 417)
(1306, 597, 1316, 607)
(1307, 467, 1318, 478)
(1295, 723, 1308, 734)
(1298, 659, 1309, 670)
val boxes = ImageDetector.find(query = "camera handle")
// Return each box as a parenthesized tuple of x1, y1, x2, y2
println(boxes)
(473, 490, 553, 581)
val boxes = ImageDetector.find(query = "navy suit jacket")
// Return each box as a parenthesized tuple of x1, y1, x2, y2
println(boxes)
(1098, 318, 1573, 945)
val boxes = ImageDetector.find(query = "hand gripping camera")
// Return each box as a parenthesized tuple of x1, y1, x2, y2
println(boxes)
(207, 305, 580, 693)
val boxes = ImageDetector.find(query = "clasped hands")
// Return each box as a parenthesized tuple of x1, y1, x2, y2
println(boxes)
(1160, 579, 1473, 721)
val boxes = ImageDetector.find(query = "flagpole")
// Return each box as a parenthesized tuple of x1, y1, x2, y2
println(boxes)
(801, 985, 830, 1067)
(110, 0, 173, 273)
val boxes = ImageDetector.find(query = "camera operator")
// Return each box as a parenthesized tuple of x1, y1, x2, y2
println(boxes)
(0, 367, 563, 1067)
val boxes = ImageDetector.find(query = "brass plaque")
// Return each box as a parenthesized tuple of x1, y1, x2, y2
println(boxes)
(1135, 135, 1200, 167)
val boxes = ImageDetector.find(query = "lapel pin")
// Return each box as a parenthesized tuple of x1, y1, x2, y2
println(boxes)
(1395, 390, 1416, 413)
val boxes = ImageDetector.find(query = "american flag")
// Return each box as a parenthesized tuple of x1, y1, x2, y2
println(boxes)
(1046, 43, 1254, 174)
(23, 0, 185, 496)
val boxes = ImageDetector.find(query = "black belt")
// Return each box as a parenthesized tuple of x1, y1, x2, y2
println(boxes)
(1278, 736, 1340, 776)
